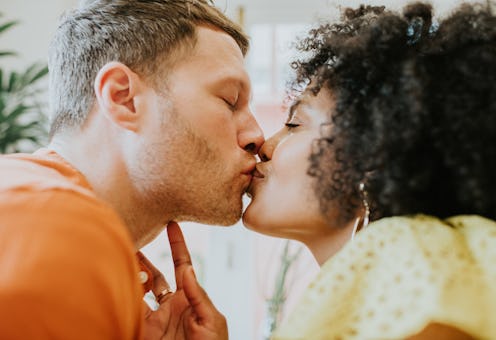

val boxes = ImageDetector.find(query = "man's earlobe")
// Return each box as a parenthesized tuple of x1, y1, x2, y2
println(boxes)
(94, 62, 141, 132)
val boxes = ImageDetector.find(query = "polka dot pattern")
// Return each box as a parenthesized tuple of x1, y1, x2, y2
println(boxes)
(272, 215, 496, 340)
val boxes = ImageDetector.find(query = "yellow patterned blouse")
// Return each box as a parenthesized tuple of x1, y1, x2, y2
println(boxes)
(273, 215, 496, 340)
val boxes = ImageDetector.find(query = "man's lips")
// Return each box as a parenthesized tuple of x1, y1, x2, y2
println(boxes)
(242, 162, 256, 176)
(241, 163, 256, 193)
(245, 164, 265, 197)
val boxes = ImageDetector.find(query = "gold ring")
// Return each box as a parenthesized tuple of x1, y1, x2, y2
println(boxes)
(156, 288, 173, 302)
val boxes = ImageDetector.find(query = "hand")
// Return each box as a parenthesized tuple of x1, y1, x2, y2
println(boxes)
(140, 221, 228, 340)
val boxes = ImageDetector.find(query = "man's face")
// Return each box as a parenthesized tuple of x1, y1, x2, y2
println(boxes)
(134, 26, 264, 226)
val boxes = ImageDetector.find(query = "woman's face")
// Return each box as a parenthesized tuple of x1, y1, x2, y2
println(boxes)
(243, 88, 335, 241)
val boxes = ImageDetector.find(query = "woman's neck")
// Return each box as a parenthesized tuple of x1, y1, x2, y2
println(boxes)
(304, 220, 357, 266)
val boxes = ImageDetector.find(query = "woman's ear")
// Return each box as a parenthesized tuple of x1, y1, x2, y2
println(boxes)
(94, 62, 141, 132)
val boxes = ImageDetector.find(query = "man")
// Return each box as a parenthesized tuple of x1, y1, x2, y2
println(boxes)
(0, 0, 263, 339)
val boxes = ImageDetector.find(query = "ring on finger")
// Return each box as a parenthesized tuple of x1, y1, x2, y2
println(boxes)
(156, 288, 174, 302)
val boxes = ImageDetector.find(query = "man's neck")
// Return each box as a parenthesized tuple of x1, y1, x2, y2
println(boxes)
(49, 132, 170, 250)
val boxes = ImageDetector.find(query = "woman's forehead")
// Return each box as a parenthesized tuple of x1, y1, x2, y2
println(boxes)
(287, 88, 334, 119)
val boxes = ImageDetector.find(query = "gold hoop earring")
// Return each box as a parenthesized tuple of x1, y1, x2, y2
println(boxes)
(351, 182, 370, 241)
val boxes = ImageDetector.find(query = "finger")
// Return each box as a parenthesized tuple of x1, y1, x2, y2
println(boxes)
(182, 266, 218, 325)
(136, 252, 154, 293)
(183, 266, 228, 338)
(167, 221, 192, 290)
(137, 251, 172, 301)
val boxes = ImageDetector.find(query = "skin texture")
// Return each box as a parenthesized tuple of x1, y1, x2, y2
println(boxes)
(50, 26, 264, 249)
(132, 25, 262, 227)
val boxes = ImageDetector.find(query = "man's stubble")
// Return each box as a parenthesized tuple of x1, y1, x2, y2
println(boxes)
(131, 101, 244, 228)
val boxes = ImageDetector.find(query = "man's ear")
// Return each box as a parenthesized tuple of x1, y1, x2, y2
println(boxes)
(94, 62, 142, 132)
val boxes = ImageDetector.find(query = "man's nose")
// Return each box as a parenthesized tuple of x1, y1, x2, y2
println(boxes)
(239, 114, 264, 155)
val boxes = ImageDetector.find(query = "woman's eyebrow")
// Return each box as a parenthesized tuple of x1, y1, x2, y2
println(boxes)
(288, 99, 302, 121)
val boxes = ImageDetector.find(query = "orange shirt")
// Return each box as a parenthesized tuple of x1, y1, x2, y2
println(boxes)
(0, 149, 143, 339)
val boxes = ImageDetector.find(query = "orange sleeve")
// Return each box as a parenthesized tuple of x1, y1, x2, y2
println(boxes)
(0, 189, 143, 339)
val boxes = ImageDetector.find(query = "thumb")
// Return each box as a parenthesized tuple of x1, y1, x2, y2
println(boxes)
(142, 300, 152, 319)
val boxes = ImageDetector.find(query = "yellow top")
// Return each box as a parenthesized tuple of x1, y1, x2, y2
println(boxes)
(273, 215, 496, 339)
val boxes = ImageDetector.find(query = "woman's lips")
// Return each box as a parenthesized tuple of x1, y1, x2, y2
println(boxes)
(246, 166, 265, 198)
(246, 181, 257, 198)
(252, 166, 265, 179)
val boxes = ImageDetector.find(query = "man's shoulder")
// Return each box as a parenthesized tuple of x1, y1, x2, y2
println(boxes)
(0, 187, 131, 253)
(0, 152, 138, 294)
(0, 190, 142, 340)
(0, 152, 132, 257)
(0, 151, 94, 198)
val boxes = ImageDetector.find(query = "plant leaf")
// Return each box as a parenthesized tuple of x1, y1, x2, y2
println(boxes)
(0, 20, 18, 35)
(7, 71, 19, 92)
(1, 104, 31, 124)
(30, 65, 49, 84)
(0, 51, 17, 58)
(0, 16, 48, 153)
(21, 63, 48, 86)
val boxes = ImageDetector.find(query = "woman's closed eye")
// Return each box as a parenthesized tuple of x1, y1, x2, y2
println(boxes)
(285, 123, 300, 131)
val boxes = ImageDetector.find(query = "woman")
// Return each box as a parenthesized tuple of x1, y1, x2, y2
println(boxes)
(243, 2, 496, 339)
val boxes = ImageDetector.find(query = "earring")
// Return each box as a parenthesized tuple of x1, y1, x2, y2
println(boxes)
(351, 182, 370, 241)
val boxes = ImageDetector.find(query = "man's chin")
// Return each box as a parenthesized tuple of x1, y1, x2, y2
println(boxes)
(208, 211, 241, 226)
(180, 208, 242, 226)
(174, 192, 244, 226)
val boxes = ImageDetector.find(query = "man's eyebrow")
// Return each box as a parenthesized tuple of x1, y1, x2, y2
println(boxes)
(213, 74, 249, 90)
(211, 75, 252, 102)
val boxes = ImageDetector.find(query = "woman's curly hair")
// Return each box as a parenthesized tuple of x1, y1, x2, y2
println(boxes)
(290, 2, 496, 223)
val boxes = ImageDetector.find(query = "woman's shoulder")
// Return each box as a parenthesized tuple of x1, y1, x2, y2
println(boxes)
(362, 214, 495, 239)
(273, 215, 496, 340)
(350, 214, 496, 303)
(367, 214, 496, 235)
(356, 214, 496, 260)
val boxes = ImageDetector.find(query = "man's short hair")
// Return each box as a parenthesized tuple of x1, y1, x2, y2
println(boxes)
(48, 0, 248, 137)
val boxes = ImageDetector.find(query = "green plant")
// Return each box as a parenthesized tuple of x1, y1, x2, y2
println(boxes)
(263, 240, 303, 339)
(0, 14, 48, 154)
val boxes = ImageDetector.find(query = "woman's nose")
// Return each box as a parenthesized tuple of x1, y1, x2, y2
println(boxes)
(258, 129, 285, 162)
(258, 143, 270, 162)
(239, 111, 265, 155)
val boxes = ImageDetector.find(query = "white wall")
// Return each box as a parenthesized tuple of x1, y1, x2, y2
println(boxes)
(0, 0, 481, 71)
(0, 0, 78, 71)
(0, 0, 481, 105)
